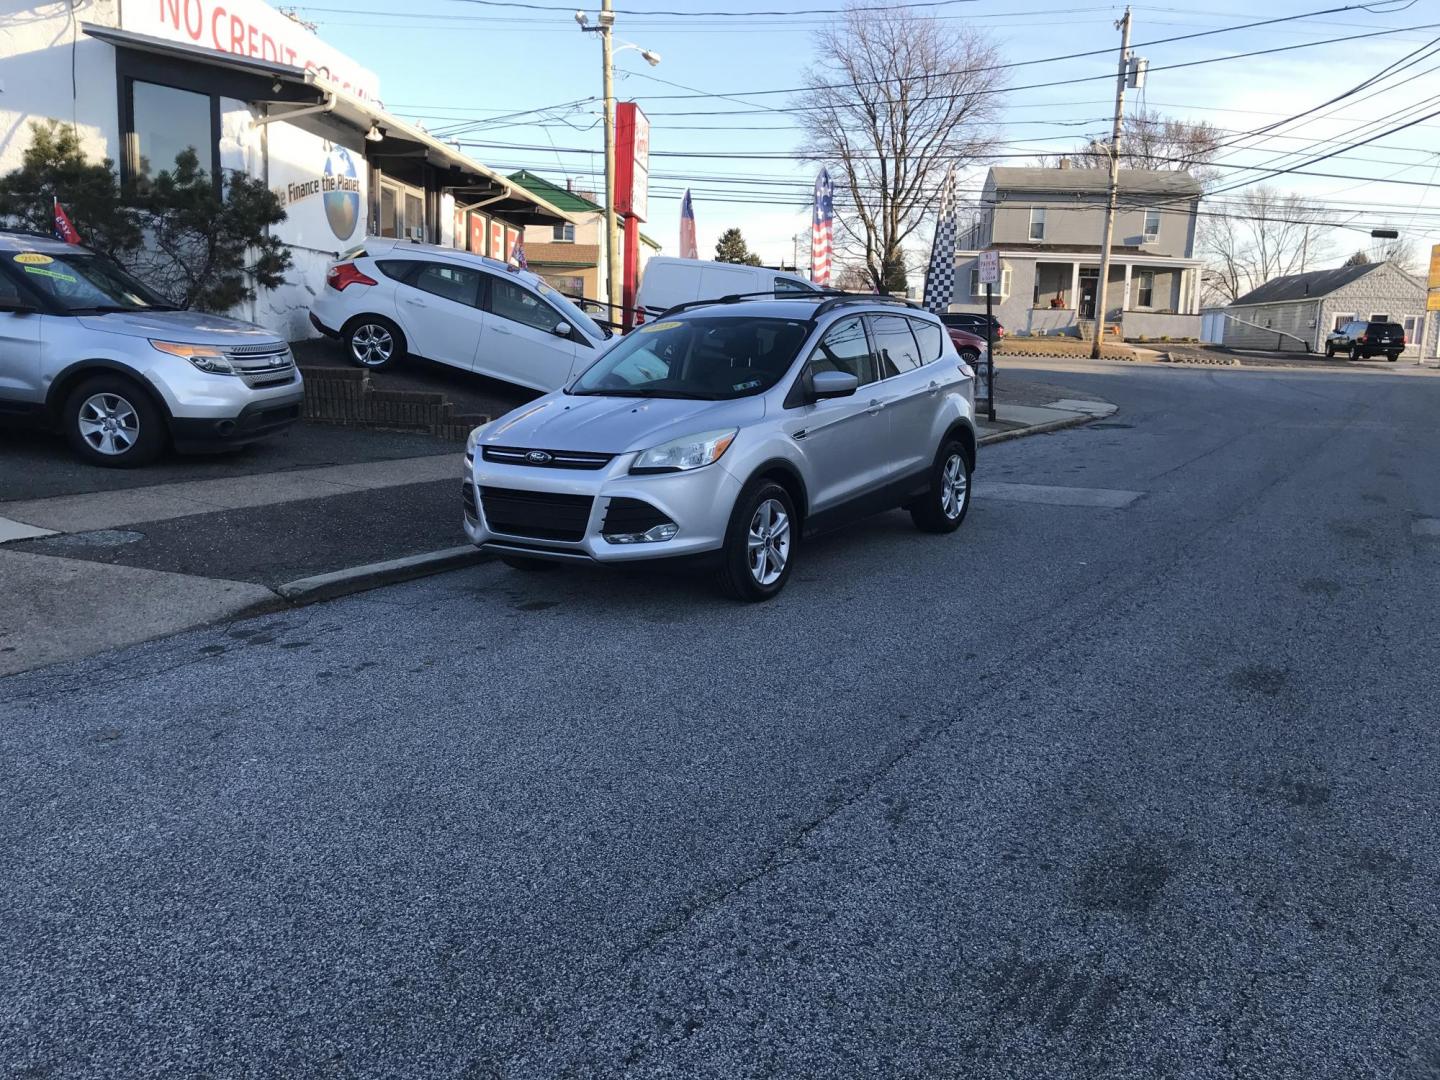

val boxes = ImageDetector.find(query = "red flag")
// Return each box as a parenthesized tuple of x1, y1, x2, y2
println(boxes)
(53, 198, 82, 245)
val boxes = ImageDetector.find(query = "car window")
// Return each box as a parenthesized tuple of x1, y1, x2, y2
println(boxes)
(909, 318, 945, 364)
(0, 270, 23, 307)
(4, 250, 168, 312)
(375, 259, 420, 284)
(805, 316, 877, 387)
(531, 278, 607, 341)
(871, 314, 923, 377)
(774, 278, 815, 296)
(490, 276, 565, 333)
(570, 316, 811, 400)
(410, 263, 481, 307)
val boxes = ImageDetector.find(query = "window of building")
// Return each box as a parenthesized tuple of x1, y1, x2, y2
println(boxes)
(410, 263, 482, 306)
(805, 316, 877, 387)
(870, 314, 924, 378)
(1028, 207, 1046, 241)
(126, 80, 216, 185)
(1370, 313, 1390, 322)
(489, 276, 565, 333)
(379, 181, 427, 240)
(552, 223, 576, 242)
(1403, 314, 1420, 341)
(1332, 313, 1354, 332)
(1143, 210, 1161, 242)
(969, 265, 1012, 298)
(909, 319, 944, 364)
(1136, 271, 1155, 308)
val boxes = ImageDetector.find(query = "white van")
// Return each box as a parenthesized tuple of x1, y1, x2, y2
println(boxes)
(635, 257, 823, 319)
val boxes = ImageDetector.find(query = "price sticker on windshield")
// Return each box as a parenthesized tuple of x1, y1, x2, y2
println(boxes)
(640, 321, 682, 333)
(13, 252, 54, 265)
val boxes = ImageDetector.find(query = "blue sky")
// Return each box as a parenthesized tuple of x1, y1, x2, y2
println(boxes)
(290, 0, 1440, 272)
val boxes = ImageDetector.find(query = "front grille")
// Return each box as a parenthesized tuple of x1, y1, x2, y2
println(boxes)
(602, 498, 673, 536)
(226, 343, 297, 389)
(479, 486, 594, 542)
(483, 446, 614, 471)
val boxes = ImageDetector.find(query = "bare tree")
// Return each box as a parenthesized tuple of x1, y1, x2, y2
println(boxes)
(793, 5, 1002, 292)
(1198, 187, 1330, 305)
(1042, 107, 1223, 182)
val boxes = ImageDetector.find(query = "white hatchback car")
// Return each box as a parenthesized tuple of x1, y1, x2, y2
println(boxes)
(310, 238, 611, 392)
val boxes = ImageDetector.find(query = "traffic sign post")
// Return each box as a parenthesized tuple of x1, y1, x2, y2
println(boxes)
(977, 252, 999, 421)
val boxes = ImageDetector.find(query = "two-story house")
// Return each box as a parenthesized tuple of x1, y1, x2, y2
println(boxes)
(953, 163, 1205, 340)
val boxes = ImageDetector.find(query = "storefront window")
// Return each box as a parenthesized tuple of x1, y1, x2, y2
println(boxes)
(380, 185, 399, 238)
(130, 81, 214, 183)
(378, 182, 426, 240)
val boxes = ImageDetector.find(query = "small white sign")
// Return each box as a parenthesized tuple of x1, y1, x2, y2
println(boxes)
(977, 250, 1000, 287)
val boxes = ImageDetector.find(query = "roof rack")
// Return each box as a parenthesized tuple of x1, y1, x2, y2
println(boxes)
(656, 291, 808, 318)
(810, 293, 920, 319)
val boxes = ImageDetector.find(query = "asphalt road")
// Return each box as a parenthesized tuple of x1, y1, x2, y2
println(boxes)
(3, 359, 1439, 1079)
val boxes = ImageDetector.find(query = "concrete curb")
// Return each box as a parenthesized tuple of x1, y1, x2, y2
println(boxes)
(978, 410, 1108, 447)
(1159, 351, 1241, 367)
(275, 545, 491, 604)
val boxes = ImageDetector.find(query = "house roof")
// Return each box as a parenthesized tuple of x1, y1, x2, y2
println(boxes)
(1229, 263, 1382, 306)
(508, 170, 661, 250)
(988, 166, 1202, 197)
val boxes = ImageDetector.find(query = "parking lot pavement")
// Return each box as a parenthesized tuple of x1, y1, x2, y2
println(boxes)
(3, 360, 1439, 1077)
(0, 421, 456, 502)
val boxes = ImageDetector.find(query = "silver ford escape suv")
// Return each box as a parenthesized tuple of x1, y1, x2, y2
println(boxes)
(464, 293, 978, 600)
(0, 231, 303, 467)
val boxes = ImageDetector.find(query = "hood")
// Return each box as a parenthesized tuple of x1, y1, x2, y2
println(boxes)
(76, 309, 284, 346)
(482, 393, 767, 454)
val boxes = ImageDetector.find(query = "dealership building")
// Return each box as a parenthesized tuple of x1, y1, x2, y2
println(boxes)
(0, 0, 578, 339)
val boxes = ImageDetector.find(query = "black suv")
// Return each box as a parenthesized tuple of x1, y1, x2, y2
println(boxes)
(1325, 319, 1406, 361)
(940, 312, 1005, 344)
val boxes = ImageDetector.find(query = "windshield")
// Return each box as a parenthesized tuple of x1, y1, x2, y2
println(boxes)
(569, 316, 812, 400)
(533, 279, 609, 340)
(7, 250, 169, 313)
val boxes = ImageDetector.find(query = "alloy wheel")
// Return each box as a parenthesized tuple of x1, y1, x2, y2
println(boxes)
(747, 498, 791, 586)
(77, 393, 140, 457)
(940, 452, 969, 520)
(351, 324, 394, 366)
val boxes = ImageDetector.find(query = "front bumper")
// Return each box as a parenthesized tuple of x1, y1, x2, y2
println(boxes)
(169, 390, 305, 449)
(462, 450, 744, 562)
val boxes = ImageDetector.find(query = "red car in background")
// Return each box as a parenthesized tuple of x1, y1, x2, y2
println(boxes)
(946, 325, 989, 365)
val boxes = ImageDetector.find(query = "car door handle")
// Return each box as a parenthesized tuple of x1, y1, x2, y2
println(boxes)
(405, 296, 427, 307)
(866, 399, 885, 415)
(928, 380, 941, 394)
(492, 325, 513, 336)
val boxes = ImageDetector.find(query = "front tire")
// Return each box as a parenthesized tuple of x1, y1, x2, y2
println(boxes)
(717, 481, 796, 602)
(1350, 344, 1364, 361)
(343, 316, 405, 370)
(62, 376, 165, 468)
(959, 347, 980, 366)
(1324, 343, 1335, 358)
(910, 439, 972, 534)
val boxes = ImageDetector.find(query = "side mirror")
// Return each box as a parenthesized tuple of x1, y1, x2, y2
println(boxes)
(811, 370, 859, 400)
(552, 320, 573, 338)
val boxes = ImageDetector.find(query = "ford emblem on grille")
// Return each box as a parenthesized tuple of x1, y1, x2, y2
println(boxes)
(526, 450, 553, 464)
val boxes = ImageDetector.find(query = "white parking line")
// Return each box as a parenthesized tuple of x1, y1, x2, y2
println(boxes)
(0, 517, 57, 544)
(975, 482, 1144, 509)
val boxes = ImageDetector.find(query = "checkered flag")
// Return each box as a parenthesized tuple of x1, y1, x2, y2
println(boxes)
(923, 168, 958, 314)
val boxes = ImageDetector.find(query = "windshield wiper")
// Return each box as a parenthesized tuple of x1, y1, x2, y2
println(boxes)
(71, 303, 174, 314)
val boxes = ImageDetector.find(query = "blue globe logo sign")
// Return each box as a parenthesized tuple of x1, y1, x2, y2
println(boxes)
(323, 147, 360, 240)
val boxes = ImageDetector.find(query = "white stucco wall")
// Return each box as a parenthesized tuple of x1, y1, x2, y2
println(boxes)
(0, 0, 123, 172)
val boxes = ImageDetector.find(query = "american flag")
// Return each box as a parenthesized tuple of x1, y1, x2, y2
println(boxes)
(508, 228, 527, 271)
(811, 168, 833, 287)
(679, 189, 697, 260)
(53, 198, 81, 244)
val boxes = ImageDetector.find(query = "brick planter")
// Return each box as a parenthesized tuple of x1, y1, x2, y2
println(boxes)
(302, 366, 487, 441)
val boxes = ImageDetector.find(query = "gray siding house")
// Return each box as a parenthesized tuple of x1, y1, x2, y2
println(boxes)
(1216, 261, 1429, 355)
(952, 163, 1204, 339)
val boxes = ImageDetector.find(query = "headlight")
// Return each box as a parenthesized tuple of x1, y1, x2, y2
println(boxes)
(631, 429, 737, 475)
(150, 340, 235, 375)
(465, 422, 490, 463)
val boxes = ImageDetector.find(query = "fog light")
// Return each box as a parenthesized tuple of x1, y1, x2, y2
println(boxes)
(603, 522, 679, 545)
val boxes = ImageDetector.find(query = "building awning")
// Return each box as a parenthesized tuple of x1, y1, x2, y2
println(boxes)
(81, 24, 576, 226)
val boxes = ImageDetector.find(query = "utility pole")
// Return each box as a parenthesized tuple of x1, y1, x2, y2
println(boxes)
(1091, 6, 1132, 360)
(600, 0, 620, 322)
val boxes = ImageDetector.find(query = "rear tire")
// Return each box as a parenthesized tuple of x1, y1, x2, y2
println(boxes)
(1324, 343, 1335, 358)
(1387, 351, 1400, 362)
(343, 316, 405, 370)
(500, 555, 559, 572)
(717, 480, 796, 602)
(959, 347, 981, 366)
(910, 438, 972, 534)
(62, 375, 165, 468)
(1350, 344, 1363, 362)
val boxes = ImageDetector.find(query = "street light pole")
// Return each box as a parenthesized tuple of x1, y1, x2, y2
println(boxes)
(600, 0, 620, 322)
(1091, 6, 1132, 360)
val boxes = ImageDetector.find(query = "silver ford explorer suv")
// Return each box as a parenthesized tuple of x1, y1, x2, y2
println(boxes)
(0, 231, 303, 467)
(464, 294, 978, 600)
